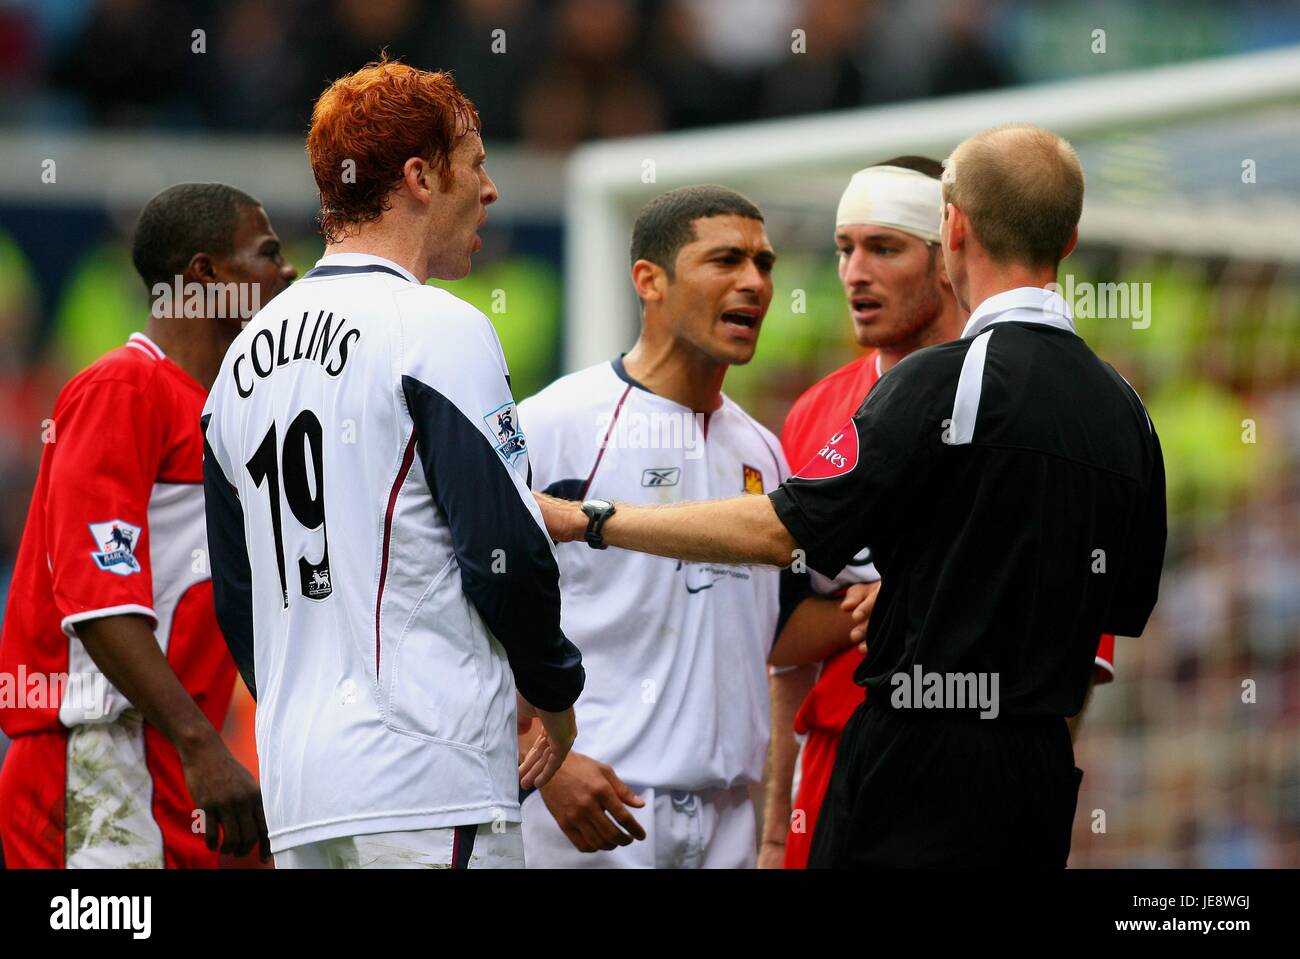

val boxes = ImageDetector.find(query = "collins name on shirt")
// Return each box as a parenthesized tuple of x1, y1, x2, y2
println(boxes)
(232, 310, 360, 398)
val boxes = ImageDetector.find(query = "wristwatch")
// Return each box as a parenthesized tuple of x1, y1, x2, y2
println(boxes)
(580, 499, 616, 550)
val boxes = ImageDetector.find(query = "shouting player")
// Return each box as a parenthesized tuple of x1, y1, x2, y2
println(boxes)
(518, 186, 863, 868)
(0, 183, 295, 867)
(202, 59, 583, 869)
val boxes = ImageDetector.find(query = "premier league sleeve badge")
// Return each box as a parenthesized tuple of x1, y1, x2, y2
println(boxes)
(88, 520, 143, 576)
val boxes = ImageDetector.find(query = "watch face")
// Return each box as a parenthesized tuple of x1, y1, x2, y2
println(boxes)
(586, 499, 612, 511)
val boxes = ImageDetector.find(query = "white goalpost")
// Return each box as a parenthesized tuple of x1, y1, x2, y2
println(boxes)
(563, 44, 1300, 373)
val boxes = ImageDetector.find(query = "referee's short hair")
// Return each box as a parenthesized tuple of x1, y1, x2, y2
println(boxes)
(942, 124, 1084, 267)
(131, 182, 260, 290)
(630, 185, 764, 279)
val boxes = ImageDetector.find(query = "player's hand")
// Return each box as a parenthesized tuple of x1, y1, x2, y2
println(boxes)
(538, 751, 647, 853)
(180, 735, 269, 860)
(518, 704, 578, 790)
(533, 492, 585, 544)
(842, 581, 880, 649)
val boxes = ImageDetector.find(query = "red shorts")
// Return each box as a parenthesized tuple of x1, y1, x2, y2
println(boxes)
(0, 716, 217, 868)
(784, 725, 841, 870)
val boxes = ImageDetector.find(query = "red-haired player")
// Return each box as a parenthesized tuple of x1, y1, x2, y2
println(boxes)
(202, 59, 582, 869)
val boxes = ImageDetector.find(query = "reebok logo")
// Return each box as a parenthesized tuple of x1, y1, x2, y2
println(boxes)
(642, 467, 680, 487)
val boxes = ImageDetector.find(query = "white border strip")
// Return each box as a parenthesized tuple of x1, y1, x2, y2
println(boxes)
(949, 330, 994, 446)
(61, 604, 159, 639)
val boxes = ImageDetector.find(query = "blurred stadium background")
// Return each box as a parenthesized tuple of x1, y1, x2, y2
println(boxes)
(0, 0, 1297, 867)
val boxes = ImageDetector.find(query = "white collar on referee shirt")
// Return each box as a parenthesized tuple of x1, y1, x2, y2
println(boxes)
(961, 285, 1076, 339)
(312, 252, 420, 285)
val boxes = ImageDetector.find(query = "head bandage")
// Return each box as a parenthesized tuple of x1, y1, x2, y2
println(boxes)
(835, 165, 943, 244)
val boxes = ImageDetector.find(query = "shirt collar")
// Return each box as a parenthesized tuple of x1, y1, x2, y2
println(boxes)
(126, 331, 166, 359)
(610, 353, 722, 416)
(961, 286, 1076, 339)
(612, 354, 652, 394)
(125, 331, 207, 392)
(312, 252, 420, 286)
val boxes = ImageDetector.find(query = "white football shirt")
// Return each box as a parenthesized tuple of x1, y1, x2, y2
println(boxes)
(520, 358, 790, 791)
(202, 253, 584, 852)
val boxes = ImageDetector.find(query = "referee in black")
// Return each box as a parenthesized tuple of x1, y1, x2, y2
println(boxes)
(534, 123, 1167, 868)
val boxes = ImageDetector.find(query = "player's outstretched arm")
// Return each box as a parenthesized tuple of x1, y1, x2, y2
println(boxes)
(535, 490, 798, 567)
(75, 614, 268, 860)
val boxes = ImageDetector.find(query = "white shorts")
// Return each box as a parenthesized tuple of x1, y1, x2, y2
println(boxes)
(521, 783, 755, 869)
(274, 823, 523, 869)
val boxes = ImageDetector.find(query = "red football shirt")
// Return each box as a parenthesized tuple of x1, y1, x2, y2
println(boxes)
(0, 332, 236, 867)
(782, 354, 883, 478)
(1, 332, 234, 735)
(777, 352, 1115, 868)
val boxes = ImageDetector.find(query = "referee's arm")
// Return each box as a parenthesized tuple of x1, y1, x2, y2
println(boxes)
(1104, 425, 1168, 637)
(534, 359, 936, 576)
(536, 490, 798, 567)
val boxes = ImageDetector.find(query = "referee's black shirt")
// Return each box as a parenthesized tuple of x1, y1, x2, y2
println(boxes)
(769, 287, 1166, 718)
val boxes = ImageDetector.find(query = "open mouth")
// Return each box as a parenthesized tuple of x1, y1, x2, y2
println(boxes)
(851, 297, 883, 317)
(721, 309, 759, 329)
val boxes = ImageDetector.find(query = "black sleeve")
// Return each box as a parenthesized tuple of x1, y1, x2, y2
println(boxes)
(402, 375, 584, 712)
(771, 568, 815, 655)
(768, 359, 946, 578)
(1105, 425, 1167, 637)
(201, 415, 257, 699)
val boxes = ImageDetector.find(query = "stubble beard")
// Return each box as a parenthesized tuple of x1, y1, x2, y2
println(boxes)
(853, 280, 946, 356)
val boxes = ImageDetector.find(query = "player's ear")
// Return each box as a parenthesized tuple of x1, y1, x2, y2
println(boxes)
(186, 251, 218, 286)
(631, 259, 667, 304)
(1060, 226, 1079, 261)
(402, 156, 433, 201)
(931, 244, 953, 291)
(945, 204, 964, 251)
